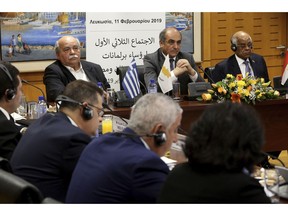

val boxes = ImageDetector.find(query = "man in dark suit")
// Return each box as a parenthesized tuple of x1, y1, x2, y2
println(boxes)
(213, 31, 269, 83)
(11, 80, 104, 202)
(66, 93, 183, 203)
(143, 27, 205, 95)
(43, 35, 110, 104)
(0, 62, 25, 160)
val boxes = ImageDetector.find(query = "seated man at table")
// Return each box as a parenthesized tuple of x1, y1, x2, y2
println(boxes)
(143, 27, 205, 95)
(158, 102, 271, 203)
(10, 80, 104, 202)
(66, 93, 183, 203)
(212, 31, 269, 83)
(0, 61, 25, 160)
(43, 35, 110, 104)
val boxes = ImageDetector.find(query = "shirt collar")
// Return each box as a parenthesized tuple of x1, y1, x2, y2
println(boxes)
(0, 107, 10, 120)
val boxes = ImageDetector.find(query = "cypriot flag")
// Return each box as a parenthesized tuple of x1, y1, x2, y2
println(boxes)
(158, 55, 173, 94)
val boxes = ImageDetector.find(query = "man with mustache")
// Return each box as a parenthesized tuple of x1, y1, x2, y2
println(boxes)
(44, 36, 110, 104)
(212, 31, 269, 83)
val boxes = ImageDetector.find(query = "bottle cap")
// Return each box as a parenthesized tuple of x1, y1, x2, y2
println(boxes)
(38, 96, 44, 100)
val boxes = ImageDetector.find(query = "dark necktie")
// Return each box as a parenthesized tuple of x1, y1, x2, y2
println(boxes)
(169, 58, 175, 71)
(244, 60, 251, 76)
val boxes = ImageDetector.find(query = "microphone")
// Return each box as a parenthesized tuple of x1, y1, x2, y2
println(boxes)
(198, 65, 216, 84)
(102, 102, 128, 124)
(22, 79, 46, 101)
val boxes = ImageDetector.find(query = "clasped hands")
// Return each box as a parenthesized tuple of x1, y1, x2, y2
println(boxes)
(173, 59, 196, 77)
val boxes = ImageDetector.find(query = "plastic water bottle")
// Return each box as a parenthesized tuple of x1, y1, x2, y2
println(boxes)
(37, 96, 47, 118)
(148, 79, 157, 94)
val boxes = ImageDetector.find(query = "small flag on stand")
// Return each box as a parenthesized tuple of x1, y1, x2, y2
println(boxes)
(158, 55, 173, 94)
(122, 58, 140, 99)
(281, 49, 288, 85)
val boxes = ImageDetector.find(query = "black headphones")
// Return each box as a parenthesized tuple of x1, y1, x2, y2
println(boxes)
(115, 131, 167, 146)
(55, 95, 94, 120)
(0, 64, 16, 100)
(230, 40, 237, 52)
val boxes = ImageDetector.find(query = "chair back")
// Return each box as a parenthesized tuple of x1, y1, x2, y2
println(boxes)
(273, 76, 288, 95)
(0, 156, 13, 173)
(0, 169, 43, 203)
(116, 65, 146, 94)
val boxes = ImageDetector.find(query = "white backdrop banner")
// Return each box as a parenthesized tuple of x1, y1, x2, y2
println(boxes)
(86, 12, 165, 91)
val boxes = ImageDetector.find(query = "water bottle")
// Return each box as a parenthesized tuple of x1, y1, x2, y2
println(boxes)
(37, 96, 47, 118)
(148, 79, 157, 94)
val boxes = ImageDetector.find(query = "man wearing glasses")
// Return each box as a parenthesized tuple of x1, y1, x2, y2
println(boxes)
(143, 27, 204, 95)
(212, 31, 269, 83)
(10, 80, 104, 202)
(43, 35, 110, 104)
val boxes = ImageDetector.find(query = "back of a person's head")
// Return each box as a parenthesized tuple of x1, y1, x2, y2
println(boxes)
(60, 80, 103, 110)
(0, 61, 20, 100)
(128, 93, 182, 135)
(183, 101, 264, 173)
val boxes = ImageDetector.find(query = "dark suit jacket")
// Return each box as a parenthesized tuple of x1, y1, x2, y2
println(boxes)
(158, 162, 271, 203)
(0, 110, 22, 160)
(143, 49, 205, 95)
(66, 128, 170, 203)
(43, 60, 110, 102)
(10, 112, 92, 202)
(213, 53, 269, 83)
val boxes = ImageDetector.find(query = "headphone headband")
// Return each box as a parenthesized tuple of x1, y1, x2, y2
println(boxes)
(0, 63, 16, 100)
(55, 95, 94, 120)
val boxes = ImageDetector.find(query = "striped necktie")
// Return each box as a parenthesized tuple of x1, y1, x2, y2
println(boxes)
(244, 60, 251, 76)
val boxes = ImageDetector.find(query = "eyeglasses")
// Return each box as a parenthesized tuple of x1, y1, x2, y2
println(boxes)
(88, 103, 104, 117)
(62, 46, 80, 53)
(165, 39, 181, 46)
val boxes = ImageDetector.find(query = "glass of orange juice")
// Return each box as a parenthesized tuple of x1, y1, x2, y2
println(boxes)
(102, 115, 113, 134)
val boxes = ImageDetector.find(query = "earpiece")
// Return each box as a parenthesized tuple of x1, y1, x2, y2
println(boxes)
(148, 132, 166, 146)
(231, 42, 237, 52)
(115, 131, 167, 146)
(0, 64, 16, 100)
(55, 95, 94, 120)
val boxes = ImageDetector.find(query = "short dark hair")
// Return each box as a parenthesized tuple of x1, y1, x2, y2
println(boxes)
(60, 80, 103, 110)
(183, 102, 264, 173)
(0, 61, 20, 100)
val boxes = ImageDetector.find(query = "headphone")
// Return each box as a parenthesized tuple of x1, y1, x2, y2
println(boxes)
(230, 40, 237, 52)
(0, 64, 16, 100)
(115, 131, 167, 146)
(55, 95, 94, 120)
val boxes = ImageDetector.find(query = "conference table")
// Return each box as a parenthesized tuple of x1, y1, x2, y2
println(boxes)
(109, 97, 288, 152)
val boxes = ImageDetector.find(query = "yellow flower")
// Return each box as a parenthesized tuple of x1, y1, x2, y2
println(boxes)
(237, 80, 245, 87)
(207, 89, 214, 94)
(274, 91, 280, 96)
(228, 82, 236, 88)
(218, 87, 227, 95)
(262, 81, 271, 87)
(202, 93, 212, 101)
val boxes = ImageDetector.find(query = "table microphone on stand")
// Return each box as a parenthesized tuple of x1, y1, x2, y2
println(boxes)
(22, 79, 46, 102)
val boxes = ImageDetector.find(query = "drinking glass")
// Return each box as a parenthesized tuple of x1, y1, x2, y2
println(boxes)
(264, 168, 280, 203)
(102, 115, 113, 134)
(172, 82, 180, 100)
(17, 95, 27, 117)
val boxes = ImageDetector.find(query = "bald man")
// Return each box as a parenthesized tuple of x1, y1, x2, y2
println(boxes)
(212, 31, 269, 83)
(43, 36, 110, 103)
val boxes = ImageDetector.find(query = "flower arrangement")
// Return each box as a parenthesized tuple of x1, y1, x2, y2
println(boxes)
(201, 73, 280, 104)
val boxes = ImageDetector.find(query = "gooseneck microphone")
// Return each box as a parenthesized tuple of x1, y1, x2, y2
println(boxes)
(198, 65, 216, 84)
(262, 152, 286, 167)
(102, 102, 128, 124)
(22, 79, 46, 101)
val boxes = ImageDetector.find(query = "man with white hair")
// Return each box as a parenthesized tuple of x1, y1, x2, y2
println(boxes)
(43, 36, 110, 104)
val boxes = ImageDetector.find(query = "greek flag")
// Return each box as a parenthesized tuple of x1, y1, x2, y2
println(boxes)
(122, 58, 140, 99)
